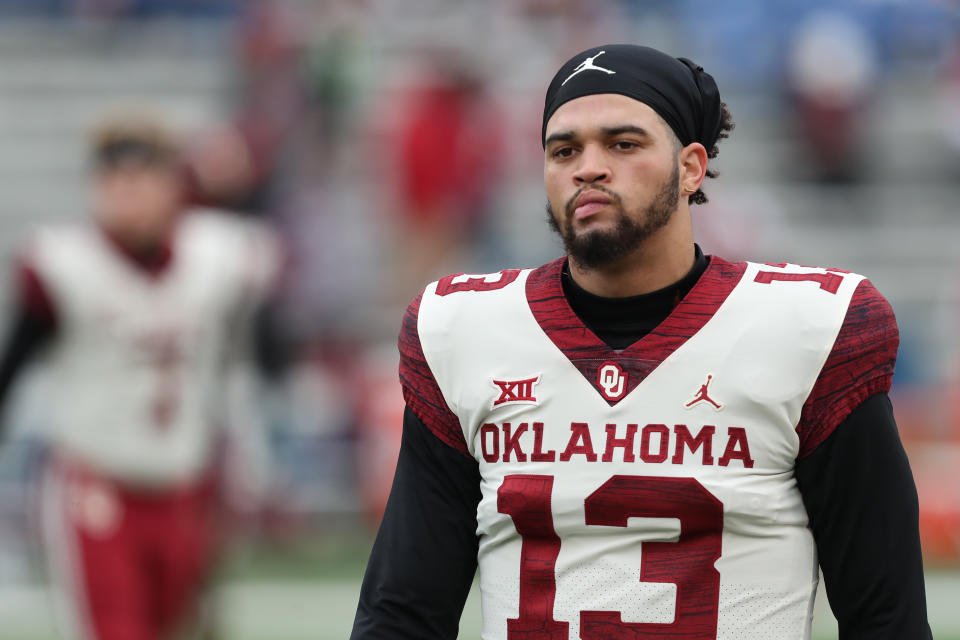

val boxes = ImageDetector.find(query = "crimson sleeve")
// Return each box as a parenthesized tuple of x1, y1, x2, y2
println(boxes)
(796, 279, 898, 458)
(796, 393, 931, 639)
(15, 258, 56, 325)
(350, 406, 482, 639)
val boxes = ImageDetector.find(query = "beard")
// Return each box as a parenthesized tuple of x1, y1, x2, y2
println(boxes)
(546, 164, 680, 270)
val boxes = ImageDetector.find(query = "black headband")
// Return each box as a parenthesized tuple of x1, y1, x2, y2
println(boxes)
(542, 44, 723, 151)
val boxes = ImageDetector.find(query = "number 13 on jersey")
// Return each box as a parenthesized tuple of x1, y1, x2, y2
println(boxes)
(497, 474, 723, 639)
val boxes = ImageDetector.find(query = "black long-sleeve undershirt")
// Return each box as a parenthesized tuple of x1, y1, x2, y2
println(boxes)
(797, 393, 929, 638)
(353, 250, 931, 639)
(352, 406, 482, 640)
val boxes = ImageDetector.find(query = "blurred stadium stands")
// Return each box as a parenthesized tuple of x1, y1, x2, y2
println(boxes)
(0, 1, 958, 638)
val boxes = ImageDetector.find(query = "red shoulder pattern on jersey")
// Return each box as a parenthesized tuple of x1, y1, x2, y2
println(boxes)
(15, 256, 57, 326)
(526, 256, 747, 406)
(796, 279, 898, 458)
(398, 292, 469, 456)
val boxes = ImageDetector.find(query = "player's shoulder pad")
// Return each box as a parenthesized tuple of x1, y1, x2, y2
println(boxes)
(797, 277, 899, 458)
(415, 268, 528, 335)
(24, 222, 98, 272)
(181, 208, 282, 292)
(397, 288, 467, 455)
(27, 221, 90, 247)
(398, 268, 530, 455)
(425, 268, 527, 302)
(179, 207, 249, 246)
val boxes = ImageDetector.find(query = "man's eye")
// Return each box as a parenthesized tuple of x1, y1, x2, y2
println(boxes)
(552, 146, 575, 159)
(613, 140, 638, 150)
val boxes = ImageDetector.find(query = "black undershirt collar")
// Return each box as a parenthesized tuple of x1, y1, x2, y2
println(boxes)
(561, 244, 709, 351)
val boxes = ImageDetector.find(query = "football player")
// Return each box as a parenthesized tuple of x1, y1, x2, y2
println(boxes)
(351, 45, 931, 639)
(0, 116, 279, 640)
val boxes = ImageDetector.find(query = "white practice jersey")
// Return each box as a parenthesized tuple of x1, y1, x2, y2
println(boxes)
(25, 210, 279, 487)
(400, 256, 898, 640)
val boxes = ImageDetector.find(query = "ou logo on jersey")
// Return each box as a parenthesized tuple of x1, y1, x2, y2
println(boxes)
(597, 362, 627, 401)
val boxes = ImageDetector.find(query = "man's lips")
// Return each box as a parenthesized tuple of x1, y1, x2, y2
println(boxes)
(572, 191, 613, 220)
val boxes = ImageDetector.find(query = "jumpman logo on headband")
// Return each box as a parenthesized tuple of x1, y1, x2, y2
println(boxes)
(562, 51, 616, 86)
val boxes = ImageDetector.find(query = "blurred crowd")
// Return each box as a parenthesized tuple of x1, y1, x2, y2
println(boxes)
(1, 0, 960, 588)
(0, 0, 238, 19)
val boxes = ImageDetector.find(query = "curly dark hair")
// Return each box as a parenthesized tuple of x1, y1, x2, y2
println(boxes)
(686, 101, 734, 205)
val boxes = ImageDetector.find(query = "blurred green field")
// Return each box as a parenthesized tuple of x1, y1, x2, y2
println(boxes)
(1, 533, 957, 640)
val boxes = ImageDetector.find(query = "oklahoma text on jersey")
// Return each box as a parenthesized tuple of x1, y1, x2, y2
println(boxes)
(477, 421, 755, 468)
(399, 256, 897, 640)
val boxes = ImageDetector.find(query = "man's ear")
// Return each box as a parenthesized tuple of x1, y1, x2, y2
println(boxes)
(679, 142, 708, 195)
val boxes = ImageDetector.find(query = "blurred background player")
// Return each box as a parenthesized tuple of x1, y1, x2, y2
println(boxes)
(0, 116, 280, 640)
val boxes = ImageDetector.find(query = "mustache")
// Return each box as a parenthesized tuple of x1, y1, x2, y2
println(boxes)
(564, 185, 622, 219)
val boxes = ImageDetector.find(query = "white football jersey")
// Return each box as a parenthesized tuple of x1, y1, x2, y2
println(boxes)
(25, 210, 279, 487)
(400, 256, 898, 640)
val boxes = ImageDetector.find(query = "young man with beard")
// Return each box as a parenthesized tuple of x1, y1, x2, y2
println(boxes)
(351, 45, 931, 639)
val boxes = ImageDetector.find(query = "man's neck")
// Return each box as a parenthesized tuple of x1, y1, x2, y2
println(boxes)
(567, 236, 697, 298)
(97, 221, 176, 275)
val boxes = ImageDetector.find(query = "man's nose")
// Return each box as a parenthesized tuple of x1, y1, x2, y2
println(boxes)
(573, 146, 610, 184)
